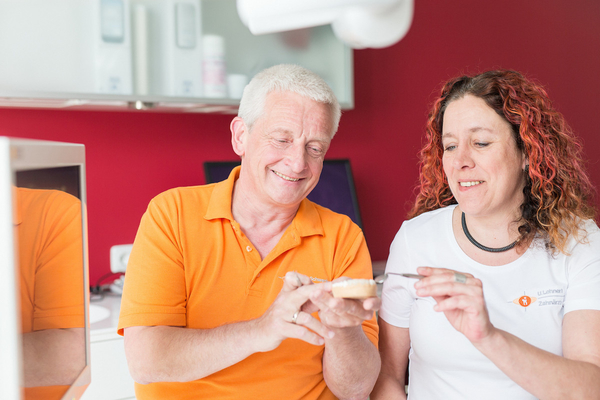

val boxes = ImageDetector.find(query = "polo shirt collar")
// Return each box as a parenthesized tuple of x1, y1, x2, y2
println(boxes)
(204, 166, 238, 221)
(292, 199, 324, 238)
(13, 186, 22, 226)
(204, 166, 324, 238)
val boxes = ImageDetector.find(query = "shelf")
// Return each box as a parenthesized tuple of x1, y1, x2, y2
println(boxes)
(0, 0, 353, 113)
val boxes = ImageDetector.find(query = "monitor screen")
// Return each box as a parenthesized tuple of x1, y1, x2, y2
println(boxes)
(204, 159, 363, 228)
(0, 137, 90, 400)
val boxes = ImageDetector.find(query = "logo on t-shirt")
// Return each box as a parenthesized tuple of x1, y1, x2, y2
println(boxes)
(509, 288, 564, 310)
(512, 294, 537, 307)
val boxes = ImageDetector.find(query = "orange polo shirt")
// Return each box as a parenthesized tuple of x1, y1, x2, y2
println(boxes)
(118, 167, 378, 400)
(16, 187, 85, 333)
(16, 188, 85, 400)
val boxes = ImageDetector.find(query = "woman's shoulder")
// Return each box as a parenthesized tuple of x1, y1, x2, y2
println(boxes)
(581, 218, 600, 233)
(403, 205, 456, 230)
(569, 219, 600, 251)
(542, 219, 600, 264)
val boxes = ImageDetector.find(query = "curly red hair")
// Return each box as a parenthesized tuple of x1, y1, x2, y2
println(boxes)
(410, 70, 597, 254)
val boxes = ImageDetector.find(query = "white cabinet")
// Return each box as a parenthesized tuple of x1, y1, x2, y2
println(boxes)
(0, 0, 353, 113)
(82, 295, 136, 400)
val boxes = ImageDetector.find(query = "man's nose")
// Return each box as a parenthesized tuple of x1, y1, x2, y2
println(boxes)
(287, 144, 308, 173)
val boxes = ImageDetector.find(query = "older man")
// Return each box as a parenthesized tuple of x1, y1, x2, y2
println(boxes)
(118, 64, 380, 400)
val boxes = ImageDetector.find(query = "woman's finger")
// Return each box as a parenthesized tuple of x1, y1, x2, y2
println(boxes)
(416, 279, 482, 298)
(417, 266, 474, 281)
(433, 294, 484, 313)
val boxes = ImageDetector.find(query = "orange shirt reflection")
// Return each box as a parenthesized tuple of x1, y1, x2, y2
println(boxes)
(16, 188, 85, 400)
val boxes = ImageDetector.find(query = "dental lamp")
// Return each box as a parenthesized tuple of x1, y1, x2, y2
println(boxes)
(236, 0, 414, 49)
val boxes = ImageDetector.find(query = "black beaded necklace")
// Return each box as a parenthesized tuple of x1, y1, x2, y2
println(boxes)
(461, 212, 518, 253)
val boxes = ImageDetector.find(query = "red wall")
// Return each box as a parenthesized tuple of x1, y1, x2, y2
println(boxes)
(2, 0, 599, 286)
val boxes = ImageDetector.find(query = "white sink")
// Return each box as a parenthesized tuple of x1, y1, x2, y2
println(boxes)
(89, 304, 110, 324)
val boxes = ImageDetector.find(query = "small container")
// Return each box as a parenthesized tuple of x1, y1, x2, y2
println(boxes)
(227, 73, 248, 99)
(202, 34, 227, 98)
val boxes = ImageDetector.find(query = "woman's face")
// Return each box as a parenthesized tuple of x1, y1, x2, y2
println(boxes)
(441, 95, 527, 219)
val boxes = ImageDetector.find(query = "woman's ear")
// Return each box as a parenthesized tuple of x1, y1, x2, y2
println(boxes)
(522, 152, 529, 170)
(230, 117, 247, 157)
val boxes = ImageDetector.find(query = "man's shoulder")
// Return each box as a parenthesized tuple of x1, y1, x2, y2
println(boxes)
(148, 184, 215, 211)
(308, 200, 361, 233)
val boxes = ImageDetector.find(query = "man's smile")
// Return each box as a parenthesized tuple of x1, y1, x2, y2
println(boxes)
(273, 170, 301, 182)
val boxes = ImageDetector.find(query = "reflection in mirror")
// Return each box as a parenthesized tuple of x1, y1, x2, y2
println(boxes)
(15, 185, 85, 399)
(0, 138, 90, 400)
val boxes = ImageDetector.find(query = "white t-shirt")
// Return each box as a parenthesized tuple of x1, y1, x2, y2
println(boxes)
(380, 205, 600, 400)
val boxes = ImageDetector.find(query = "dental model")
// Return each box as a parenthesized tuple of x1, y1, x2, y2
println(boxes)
(332, 279, 377, 299)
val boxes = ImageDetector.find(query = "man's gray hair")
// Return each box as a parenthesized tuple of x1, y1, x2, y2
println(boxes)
(237, 64, 341, 136)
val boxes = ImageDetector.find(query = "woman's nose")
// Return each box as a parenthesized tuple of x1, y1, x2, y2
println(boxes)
(453, 145, 475, 169)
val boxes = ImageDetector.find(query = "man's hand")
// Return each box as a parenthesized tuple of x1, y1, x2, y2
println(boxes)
(313, 277, 381, 399)
(310, 277, 381, 329)
(252, 272, 335, 352)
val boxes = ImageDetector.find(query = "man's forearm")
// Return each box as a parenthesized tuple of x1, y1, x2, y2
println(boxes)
(322, 326, 381, 400)
(22, 328, 86, 387)
(124, 276, 337, 384)
(124, 321, 262, 384)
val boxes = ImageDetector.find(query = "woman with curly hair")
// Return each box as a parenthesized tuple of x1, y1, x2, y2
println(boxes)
(372, 70, 600, 399)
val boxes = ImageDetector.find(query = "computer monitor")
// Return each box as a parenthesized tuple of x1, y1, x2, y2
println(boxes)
(0, 137, 90, 400)
(204, 159, 363, 228)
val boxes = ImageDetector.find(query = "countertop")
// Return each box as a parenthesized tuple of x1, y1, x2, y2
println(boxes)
(89, 294, 122, 335)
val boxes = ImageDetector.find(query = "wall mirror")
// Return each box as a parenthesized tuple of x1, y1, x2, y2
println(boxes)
(0, 137, 90, 400)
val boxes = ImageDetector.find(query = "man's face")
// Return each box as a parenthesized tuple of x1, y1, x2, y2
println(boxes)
(235, 91, 334, 210)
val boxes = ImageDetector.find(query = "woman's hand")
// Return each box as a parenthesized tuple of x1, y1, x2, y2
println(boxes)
(414, 266, 495, 343)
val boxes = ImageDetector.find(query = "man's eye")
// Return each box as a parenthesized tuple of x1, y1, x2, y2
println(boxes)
(308, 146, 324, 156)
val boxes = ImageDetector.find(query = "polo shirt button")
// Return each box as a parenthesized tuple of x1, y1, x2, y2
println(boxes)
(246, 245, 252, 252)
(257, 273, 261, 277)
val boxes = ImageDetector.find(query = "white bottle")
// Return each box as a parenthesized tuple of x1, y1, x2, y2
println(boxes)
(93, 0, 133, 94)
(164, 0, 203, 97)
(132, 4, 149, 95)
(202, 35, 227, 98)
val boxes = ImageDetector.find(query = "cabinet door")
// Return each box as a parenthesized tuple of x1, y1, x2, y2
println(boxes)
(0, 0, 352, 112)
(81, 335, 136, 400)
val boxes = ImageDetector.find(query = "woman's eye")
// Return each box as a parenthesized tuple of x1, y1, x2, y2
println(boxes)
(443, 145, 456, 152)
(475, 142, 489, 147)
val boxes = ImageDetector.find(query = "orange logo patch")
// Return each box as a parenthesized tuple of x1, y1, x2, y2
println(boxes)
(513, 295, 537, 307)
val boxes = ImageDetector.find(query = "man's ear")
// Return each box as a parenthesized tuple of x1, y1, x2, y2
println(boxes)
(230, 117, 247, 157)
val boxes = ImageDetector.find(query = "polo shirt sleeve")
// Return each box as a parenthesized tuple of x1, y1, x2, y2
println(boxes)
(118, 190, 188, 335)
(31, 191, 85, 330)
